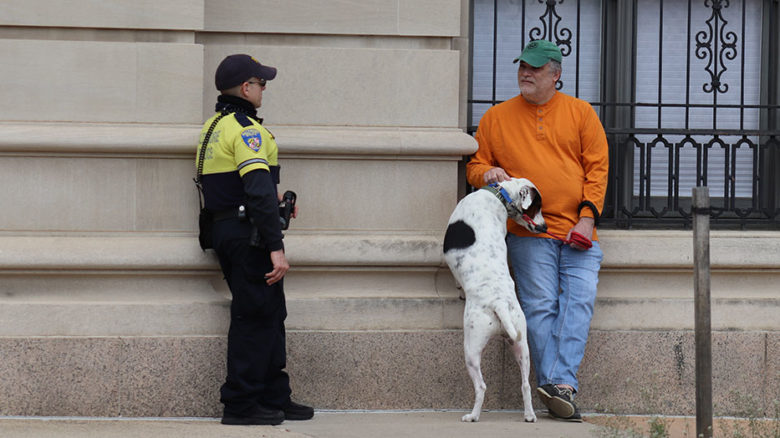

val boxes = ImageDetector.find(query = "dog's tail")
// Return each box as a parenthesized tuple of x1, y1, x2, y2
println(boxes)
(494, 301, 519, 341)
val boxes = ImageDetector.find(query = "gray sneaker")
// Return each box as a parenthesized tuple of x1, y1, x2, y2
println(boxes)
(537, 384, 581, 421)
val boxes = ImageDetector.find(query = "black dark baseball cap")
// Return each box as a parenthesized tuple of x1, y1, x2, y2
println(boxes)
(215, 54, 277, 91)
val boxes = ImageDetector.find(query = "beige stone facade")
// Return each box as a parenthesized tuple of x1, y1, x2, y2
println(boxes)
(0, 1, 777, 418)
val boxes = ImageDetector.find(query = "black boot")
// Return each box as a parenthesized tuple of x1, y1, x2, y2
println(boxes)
(281, 401, 314, 421)
(221, 405, 285, 425)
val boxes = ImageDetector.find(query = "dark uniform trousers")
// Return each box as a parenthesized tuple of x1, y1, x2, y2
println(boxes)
(213, 218, 292, 416)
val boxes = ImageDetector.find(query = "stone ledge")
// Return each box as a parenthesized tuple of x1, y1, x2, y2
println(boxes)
(204, 0, 461, 37)
(1, 232, 777, 337)
(0, 235, 215, 272)
(592, 297, 779, 331)
(2, 294, 776, 336)
(0, 302, 229, 337)
(0, 233, 445, 271)
(0, 122, 477, 157)
(0, 0, 204, 30)
(0, 295, 464, 336)
(599, 230, 780, 269)
(1, 231, 778, 271)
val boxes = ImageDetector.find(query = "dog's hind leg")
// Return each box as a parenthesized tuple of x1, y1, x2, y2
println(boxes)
(461, 324, 492, 422)
(508, 337, 537, 422)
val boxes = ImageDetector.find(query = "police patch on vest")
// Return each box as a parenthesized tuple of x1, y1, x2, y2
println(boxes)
(241, 129, 263, 152)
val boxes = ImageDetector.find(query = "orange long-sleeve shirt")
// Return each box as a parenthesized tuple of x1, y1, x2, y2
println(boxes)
(467, 92, 609, 241)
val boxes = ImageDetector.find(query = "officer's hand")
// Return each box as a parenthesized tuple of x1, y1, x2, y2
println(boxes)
(266, 250, 289, 285)
(483, 167, 511, 185)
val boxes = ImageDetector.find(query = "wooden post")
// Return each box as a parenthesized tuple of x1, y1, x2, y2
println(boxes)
(692, 187, 713, 438)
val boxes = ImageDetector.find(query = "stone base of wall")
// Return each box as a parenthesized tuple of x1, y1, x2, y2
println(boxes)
(1, 330, 776, 417)
(1, 232, 778, 417)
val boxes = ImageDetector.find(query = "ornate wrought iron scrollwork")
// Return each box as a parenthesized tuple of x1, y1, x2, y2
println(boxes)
(528, 0, 572, 90)
(695, 0, 738, 94)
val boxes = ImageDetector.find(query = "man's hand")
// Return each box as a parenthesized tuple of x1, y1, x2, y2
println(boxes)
(483, 167, 511, 185)
(265, 249, 289, 285)
(567, 217, 595, 251)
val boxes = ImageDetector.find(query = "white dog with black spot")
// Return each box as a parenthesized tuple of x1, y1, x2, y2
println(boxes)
(443, 178, 547, 423)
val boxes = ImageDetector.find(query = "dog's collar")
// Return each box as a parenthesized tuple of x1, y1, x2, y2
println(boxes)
(483, 183, 522, 216)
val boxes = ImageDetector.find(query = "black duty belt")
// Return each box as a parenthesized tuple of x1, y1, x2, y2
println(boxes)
(212, 205, 246, 222)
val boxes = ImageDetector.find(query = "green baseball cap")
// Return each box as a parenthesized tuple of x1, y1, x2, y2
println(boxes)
(513, 40, 562, 67)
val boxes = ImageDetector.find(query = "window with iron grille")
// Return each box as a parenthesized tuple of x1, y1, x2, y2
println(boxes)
(468, 0, 780, 229)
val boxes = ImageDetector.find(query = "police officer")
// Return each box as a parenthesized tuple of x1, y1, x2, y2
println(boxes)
(197, 54, 313, 425)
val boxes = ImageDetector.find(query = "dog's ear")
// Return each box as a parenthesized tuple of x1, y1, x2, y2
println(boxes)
(518, 186, 534, 210)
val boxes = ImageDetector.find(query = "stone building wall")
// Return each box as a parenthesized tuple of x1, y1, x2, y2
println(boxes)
(0, 0, 776, 417)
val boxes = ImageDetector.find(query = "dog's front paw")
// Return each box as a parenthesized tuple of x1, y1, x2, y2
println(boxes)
(461, 413, 480, 422)
(524, 411, 537, 423)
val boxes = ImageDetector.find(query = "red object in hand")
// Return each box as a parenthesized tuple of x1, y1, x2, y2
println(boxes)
(522, 214, 592, 249)
(567, 231, 593, 249)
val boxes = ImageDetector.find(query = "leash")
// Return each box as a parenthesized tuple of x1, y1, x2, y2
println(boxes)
(484, 183, 593, 249)
(521, 214, 593, 249)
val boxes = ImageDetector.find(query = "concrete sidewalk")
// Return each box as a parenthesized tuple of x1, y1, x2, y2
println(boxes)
(0, 411, 602, 438)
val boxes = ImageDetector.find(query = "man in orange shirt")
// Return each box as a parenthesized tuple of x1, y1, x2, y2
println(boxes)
(467, 40, 608, 422)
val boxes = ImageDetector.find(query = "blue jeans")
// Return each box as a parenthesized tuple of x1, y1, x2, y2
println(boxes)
(506, 234, 603, 393)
